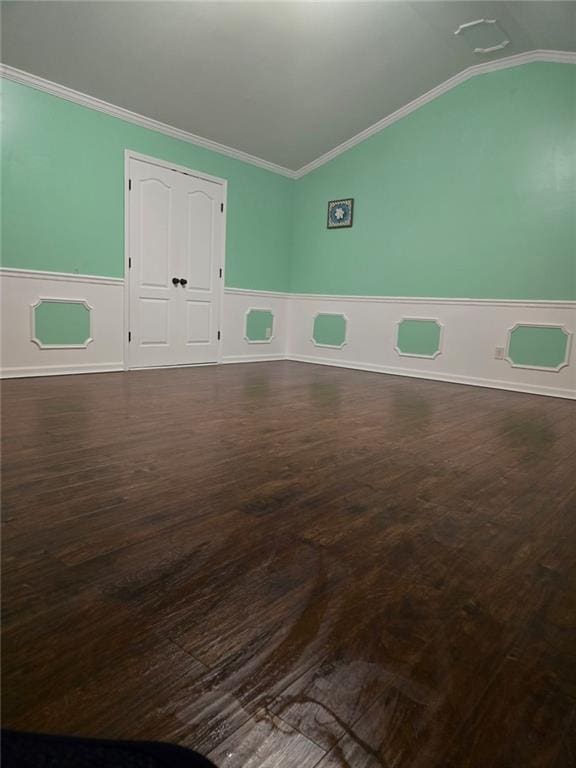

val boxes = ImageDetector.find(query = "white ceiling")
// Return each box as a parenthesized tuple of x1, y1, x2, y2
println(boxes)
(1, 1, 574, 171)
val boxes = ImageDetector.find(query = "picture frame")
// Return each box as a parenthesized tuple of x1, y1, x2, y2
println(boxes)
(327, 198, 354, 229)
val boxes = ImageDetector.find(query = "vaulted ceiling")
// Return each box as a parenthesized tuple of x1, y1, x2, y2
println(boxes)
(1, 1, 574, 171)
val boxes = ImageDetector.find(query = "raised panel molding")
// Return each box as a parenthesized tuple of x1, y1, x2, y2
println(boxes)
(245, 308, 275, 344)
(312, 313, 348, 349)
(505, 323, 572, 372)
(395, 317, 444, 359)
(31, 298, 93, 349)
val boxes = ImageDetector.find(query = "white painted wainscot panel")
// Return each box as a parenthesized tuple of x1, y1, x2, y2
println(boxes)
(287, 294, 576, 400)
(222, 287, 289, 363)
(1, 269, 125, 378)
(3, 272, 575, 400)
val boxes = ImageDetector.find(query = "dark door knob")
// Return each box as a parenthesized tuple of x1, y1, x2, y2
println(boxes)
(172, 277, 181, 286)
(180, 278, 188, 286)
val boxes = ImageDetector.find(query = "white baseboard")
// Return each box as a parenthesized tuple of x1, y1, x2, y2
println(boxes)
(288, 354, 576, 400)
(4, 354, 573, 399)
(1, 363, 125, 379)
(222, 354, 287, 364)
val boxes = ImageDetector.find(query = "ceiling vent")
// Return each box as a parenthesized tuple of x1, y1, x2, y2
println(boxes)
(454, 19, 510, 54)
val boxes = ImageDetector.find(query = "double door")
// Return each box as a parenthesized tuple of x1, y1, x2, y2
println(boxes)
(128, 156, 224, 368)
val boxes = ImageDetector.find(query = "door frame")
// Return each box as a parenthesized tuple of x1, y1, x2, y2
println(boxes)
(123, 149, 228, 370)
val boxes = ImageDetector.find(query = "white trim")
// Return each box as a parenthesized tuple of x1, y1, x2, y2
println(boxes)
(244, 307, 275, 344)
(128, 362, 219, 371)
(1, 364, 124, 379)
(3, 52, 575, 180)
(290, 293, 576, 309)
(0, 267, 123, 285)
(288, 355, 576, 401)
(293, 50, 576, 177)
(454, 19, 510, 55)
(30, 297, 94, 349)
(126, 149, 229, 188)
(224, 286, 575, 310)
(123, 151, 131, 370)
(123, 150, 227, 370)
(394, 317, 444, 360)
(3, 278, 572, 310)
(312, 312, 348, 350)
(225, 287, 291, 300)
(222, 354, 286, 364)
(0, 64, 295, 179)
(505, 323, 572, 372)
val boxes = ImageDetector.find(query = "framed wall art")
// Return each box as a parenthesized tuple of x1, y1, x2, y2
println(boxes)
(327, 198, 354, 229)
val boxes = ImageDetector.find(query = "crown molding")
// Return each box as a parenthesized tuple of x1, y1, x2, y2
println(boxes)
(0, 63, 298, 179)
(2, 50, 574, 181)
(293, 49, 576, 178)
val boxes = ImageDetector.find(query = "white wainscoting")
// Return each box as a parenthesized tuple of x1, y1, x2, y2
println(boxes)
(222, 288, 289, 363)
(287, 294, 576, 399)
(2, 271, 575, 399)
(0, 272, 290, 377)
(0, 269, 125, 378)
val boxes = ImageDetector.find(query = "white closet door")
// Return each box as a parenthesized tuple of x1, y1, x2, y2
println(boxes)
(177, 172, 224, 365)
(128, 157, 224, 369)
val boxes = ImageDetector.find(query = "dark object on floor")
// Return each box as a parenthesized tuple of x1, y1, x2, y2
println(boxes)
(1, 730, 218, 768)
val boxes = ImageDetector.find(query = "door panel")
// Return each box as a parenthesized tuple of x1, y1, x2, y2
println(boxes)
(139, 298, 170, 345)
(140, 179, 172, 288)
(186, 191, 213, 292)
(185, 301, 211, 344)
(128, 157, 224, 369)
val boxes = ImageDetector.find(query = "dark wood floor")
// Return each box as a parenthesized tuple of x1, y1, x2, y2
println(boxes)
(2, 361, 576, 767)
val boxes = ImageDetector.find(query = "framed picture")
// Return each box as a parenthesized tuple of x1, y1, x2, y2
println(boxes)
(327, 198, 354, 229)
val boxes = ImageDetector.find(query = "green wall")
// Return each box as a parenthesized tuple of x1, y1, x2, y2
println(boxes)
(291, 63, 576, 301)
(2, 63, 574, 301)
(1, 79, 293, 291)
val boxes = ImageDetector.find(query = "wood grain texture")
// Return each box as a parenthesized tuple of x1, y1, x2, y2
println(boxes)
(2, 361, 576, 766)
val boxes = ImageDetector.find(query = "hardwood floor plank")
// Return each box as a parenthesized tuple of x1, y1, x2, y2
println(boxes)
(2, 362, 575, 766)
(206, 710, 326, 767)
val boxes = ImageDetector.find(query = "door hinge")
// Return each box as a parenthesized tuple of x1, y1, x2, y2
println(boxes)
(220, 203, 224, 213)
(129, 179, 132, 191)
(219, 268, 223, 278)
(217, 331, 221, 341)
(128, 331, 132, 342)
(128, 257, 132, 269)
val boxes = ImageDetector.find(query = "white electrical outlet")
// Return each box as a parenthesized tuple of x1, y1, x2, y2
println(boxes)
(494, 346, 505, 360)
